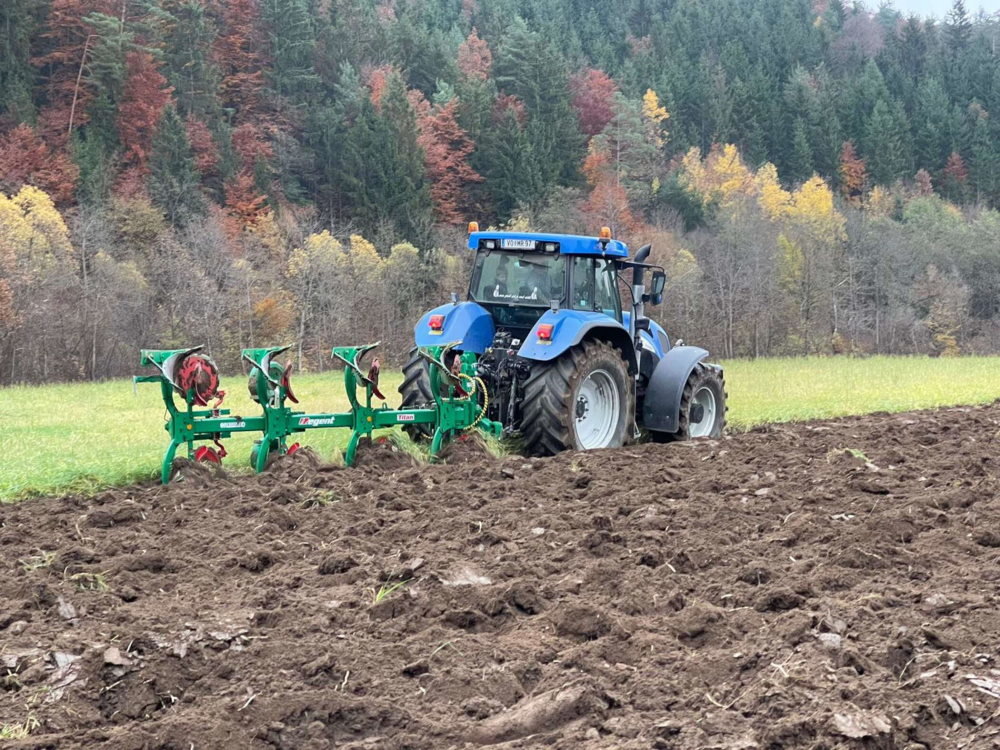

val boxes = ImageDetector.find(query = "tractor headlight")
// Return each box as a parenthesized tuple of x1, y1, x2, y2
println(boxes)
(484, 240, 496, 250)
(543, 242, 557, 252)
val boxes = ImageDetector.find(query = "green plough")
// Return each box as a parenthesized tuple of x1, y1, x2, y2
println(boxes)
(135, 343, 501, 483)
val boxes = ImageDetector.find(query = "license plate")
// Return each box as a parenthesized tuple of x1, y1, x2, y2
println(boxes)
(500, 238, 536, 250)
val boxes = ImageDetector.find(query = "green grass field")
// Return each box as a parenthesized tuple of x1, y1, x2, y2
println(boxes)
(2, 356, 998, 501)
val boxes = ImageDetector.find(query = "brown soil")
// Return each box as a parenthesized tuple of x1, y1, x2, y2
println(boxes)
(3, 405, 1000, 749)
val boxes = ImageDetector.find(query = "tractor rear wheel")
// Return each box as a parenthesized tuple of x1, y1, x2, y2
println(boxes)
(652, 363, 727, 442)
(398, 347, 434, 441)
(521, 340, 633, 456)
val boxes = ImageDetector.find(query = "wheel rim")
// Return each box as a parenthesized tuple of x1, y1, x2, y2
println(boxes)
(573, 369, 621, 449)
(688, 385, 717, 438)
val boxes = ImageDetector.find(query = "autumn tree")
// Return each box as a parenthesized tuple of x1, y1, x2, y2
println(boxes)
(0, 124, 79, 204)
(838, 141, 867, 200)
(417, 98, 483, 224)
(457, 28, 491, 81)
(940, 151, 970, 204)
(185, 116, 221, 182)
(225, 169, 268, 229)
(117, 52, 173, 176)
(212, 0, 268, 120)
(569, 68, 618, 138)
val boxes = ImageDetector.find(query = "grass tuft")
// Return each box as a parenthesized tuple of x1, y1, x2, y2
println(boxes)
(0, 715, 39, 740)
(67, 571, 110, 592)
(370, 579, 410, 604)
(18, 551, 56, 572)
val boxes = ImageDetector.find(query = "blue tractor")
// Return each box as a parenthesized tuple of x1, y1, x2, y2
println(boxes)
(399, 227, 726, 454)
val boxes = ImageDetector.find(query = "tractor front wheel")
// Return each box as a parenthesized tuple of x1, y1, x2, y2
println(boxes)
(398, 348, 434, 441)
(652, 364, 727, 442)
(521, 340, 633, 455)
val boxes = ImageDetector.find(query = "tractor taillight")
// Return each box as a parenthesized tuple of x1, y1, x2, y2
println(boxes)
(537, 324, 553, 341)
(429, 314, 445, 331)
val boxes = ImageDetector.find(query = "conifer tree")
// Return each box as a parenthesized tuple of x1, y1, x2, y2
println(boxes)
(0, 0, 44, 122)
(863, 99, 911, 185)
(260, 0, 319, 106)
(150, 104, 204, 225)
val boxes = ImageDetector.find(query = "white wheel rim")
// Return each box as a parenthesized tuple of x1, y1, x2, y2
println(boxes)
(574, 369, 621, 449)
(688, 385, 717, 438)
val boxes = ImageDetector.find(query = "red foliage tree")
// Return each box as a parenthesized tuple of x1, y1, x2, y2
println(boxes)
(0, 124, 79, 204)
(838, 141, 867, 200)
(457, 28, 491, 81)
(117, 52, 174, 173)
(584, 173, 637, 237)
(569, 68, 618, 138)
(941, 151, 969, 201)
(186, 116, 220, 178)
(417, 99, 483, 224)
(225, 169, 268, 228)
(942, 151, 969, 185)
(231, 122, 273, 170)
(211, 0, 267, 120)
(365, 65, 395, 109)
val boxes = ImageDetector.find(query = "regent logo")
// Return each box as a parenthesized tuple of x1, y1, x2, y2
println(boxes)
(397, 414, 416, 422)
(220, 421, 244, 429)
(300, 417, 337, 426)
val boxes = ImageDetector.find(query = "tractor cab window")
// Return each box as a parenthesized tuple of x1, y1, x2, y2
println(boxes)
(470, 251, 565, 307)
(571, 257, 622, 321)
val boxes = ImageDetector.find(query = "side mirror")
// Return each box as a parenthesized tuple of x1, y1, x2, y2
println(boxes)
(645, 270, 666, 305)
(650, 270, 666, 296)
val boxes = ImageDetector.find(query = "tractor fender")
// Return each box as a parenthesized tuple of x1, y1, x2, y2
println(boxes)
(517, 309, 637, 372)
(413, 301, 495, 354)
(641, 346, 710, 434)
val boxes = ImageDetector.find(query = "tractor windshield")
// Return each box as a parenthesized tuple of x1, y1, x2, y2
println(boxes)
(470, 251, 566, 307)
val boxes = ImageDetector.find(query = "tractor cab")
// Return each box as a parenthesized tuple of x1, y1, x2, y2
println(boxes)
(467, 232, 626, 342)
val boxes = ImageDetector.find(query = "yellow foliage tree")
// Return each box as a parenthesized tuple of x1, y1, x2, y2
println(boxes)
(642, 89, 669, 124)
(0, 185, 73, 277)
(784, 176, 845, 240)
(678, 144, 753, 206)
(754, 163, 791, 220)
(641, 89, 670, 147)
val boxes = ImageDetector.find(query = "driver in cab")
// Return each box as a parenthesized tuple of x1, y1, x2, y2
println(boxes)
(518, 261, 553, 302)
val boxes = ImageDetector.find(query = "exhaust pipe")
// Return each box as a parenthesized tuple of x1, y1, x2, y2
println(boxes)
(631, 244, 651, 340)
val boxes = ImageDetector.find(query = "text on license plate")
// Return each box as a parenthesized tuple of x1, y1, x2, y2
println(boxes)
(500, 238, 536, 250)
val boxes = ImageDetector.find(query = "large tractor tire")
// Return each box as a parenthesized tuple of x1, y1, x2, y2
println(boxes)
(521, 340, 633, 456)
(398, 347, 434, 441)
(652, 363, 727, 442)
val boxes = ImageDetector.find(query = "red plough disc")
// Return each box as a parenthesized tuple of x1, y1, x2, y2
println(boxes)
(194, 446, 222, 463)
(177, 354, 222, 406)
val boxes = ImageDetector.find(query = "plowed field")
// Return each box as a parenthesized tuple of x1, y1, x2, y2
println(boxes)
(3, 405, 1000, 749)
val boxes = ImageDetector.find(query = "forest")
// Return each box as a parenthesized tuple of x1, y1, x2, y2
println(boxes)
(2, 0, 1000, 383)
